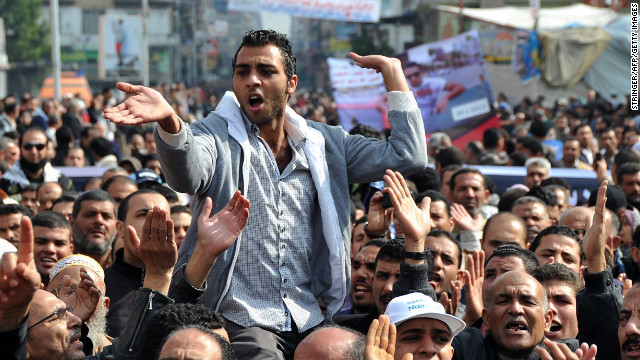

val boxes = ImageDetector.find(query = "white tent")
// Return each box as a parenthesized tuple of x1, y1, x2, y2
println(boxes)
(434, 3, 617, 31)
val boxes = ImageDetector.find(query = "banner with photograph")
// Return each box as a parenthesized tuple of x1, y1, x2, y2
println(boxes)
(99, 15, 142, 80)
(396, 30, 495, 141)
(327, 57, 387, 131)
(227, 0, 381, 22)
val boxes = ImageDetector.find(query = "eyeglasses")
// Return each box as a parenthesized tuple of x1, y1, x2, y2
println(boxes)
(28, 305, 72, 331)
(22, 142, 46, 151)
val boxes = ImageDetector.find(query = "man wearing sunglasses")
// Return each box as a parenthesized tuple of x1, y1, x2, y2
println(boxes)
(0, 128, 73, 197)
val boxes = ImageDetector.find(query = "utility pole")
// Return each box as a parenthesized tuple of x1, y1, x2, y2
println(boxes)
(142, 0, 149, 86)
(50, 0, 61, 100)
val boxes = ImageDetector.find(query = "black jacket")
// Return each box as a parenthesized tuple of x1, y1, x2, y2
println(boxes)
(104, 249, 145, 338)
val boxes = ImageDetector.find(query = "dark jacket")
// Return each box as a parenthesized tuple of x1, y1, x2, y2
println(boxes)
(452, 328, 579, 360)
(105, 249, 144, 338)
(576, 267, 622, 360)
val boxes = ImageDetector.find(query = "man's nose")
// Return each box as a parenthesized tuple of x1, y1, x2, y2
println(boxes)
(508, 300, 525, 315)
(247, 71, 261, 87)
(416, 337, 438, 358)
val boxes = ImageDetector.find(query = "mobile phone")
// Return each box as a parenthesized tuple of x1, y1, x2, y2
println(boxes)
(381, 192, 393, 209)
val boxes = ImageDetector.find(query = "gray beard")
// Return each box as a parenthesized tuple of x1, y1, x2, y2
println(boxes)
(72, 225, 115, 257)
(87, 305, 108, 353)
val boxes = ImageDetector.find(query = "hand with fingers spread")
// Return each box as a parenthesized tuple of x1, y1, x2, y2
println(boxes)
(450, 204, 484, 232)
(535, 338, 597, 360)
(365, 315, 412, 360)
(582, 180, 608, 274)
(103, 82, 181, 133)
(367, 191, 392, 238)
(383, 169, 430, 252)
(462, 249, 485, 326)
(54, 268, 101, 323)
(128, 207, 178, 294)
(186, 191, 250, 288)
(440, 276, 463, 316)
(0, 217, 41, 331)
(348, 53, 410, 93)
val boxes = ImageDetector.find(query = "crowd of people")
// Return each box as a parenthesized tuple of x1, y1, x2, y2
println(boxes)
(0, 29, 637, 360)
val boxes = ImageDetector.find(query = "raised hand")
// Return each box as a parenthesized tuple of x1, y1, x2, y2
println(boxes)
(197, 191, 250, 258)
(128, 207, 177, 294)
(462, 249, 485, 326)
(583, 180, 607, 273)
(365, 315, 397, 360)
(348, 52, 410, 93)
(367, 191, 392, 237)
(383, 169, 430, 250)
(53, 268, 101, 323)
(186, 191, 250, 288)
(0, 217, 41, 331)
(450, 204, 484, 231)
(103, 82, 180, 132)
(440, 275, 463, 316)
(535, 338, 597, 360)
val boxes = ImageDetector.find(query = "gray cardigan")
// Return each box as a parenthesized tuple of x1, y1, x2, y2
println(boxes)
(155, 91, 427, 319)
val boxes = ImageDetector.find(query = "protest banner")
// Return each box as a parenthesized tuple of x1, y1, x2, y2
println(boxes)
(228, 0, 381, 23)
(396, 30, 496, 144)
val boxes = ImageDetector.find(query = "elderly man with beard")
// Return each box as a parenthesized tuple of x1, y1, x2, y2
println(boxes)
(71, 190, 118, 268)
(47, 255, 112, 355)
(0, 128, 73, 196)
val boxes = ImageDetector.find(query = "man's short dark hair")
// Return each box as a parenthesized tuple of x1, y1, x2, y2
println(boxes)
(572, 123, 591, 136)
(3, 95, 17, 114)
(89, 137, 113, 158)
(408, 168, 441, 193)
(529, 120, 549, 138)
(350, 196, 364, 223)
(427, 229, 461, 268)
(375, 238, 405, 265)
(435, 147, 464, 168)
(532, 263, 584, 295)
(0, 203, 30, 216)
(31, 211, 71, 231)
(540, 177, 572, 193)
(449, 167, 485, 193)
(526, 186, 558, 207)
(483, 128, 502, 149)
(498, 188, 528, 212)
(362, 238, 387, 250)
(52, 194, 76, 207)
(170, 205, 191, 216)
(418, 190, 451, 217)
(72, 190, 116, 219)
(520, 137, 543, 157)
(101, 175, 137, 192)
(486, 244, 540, 273)
(617, 162, 640, 185)
(232, 29, 296, 80)
(614, 150, 640, 169)
(349, 123, 385, 140)
(140, 303, 227, 360)
(118, 189, 161, 221)
(529, 225, 583, 263)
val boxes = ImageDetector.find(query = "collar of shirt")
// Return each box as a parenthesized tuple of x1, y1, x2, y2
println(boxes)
(240, 110, 307, 148)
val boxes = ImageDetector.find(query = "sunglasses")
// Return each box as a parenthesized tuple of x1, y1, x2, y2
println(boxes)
(22, 142, 46, 151)
(28, 305, 72, 331)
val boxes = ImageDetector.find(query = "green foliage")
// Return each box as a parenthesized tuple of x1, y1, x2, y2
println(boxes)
(1, 0, 50, 63)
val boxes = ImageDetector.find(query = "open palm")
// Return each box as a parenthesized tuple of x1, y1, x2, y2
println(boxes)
(103, 82, 176, 125)
(383, 169, 430, 243)
(197, 191, 250, 258)
(54, 269, 100, 323)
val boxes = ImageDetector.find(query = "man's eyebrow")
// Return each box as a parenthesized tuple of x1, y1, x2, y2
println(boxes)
(431, 328, 453, 338)
(400, 328, 425, 336)
(621, 309, 632, 316)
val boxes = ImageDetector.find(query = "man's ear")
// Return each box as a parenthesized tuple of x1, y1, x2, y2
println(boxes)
(287, 74, 298, 95)
(482, 308, 490, 331)
(544, 307, 553, 329)
(103, 296, 110, 309)
(631, 247, 640, 264)
(611, 236, 622, 251)
(116, 220, 125, 241)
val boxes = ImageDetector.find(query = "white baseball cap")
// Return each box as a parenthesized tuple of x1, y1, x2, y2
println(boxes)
(384, 292, 466, 336)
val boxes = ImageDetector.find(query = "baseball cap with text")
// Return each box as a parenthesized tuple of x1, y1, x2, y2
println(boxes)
(385, 292, 466, 336)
